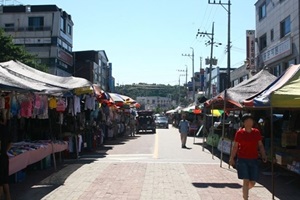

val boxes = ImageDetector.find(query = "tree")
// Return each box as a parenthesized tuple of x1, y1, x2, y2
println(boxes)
(0, 29, 47, 72)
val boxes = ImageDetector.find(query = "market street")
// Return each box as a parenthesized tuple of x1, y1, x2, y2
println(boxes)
(11, 125, 300, 200)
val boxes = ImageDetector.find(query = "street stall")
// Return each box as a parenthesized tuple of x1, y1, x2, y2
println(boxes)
(181, 104, 202, 136)
(204, 69, 277, 165)
(0, 60, 93, 182)
(168, 106, 183, 127)
(243, 64, 300, 199)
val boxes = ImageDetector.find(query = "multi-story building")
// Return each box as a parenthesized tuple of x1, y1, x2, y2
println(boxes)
(73, 50, 114, 92)
(0, 4, 74, 76)
(204, 66, 228, 98)
(230, 64, 251, 87)
(255, 0, 299, 75)
(136, 96, 172, 111)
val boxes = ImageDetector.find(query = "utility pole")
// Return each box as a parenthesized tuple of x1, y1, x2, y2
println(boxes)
(200, 57, 203, 91)
(208, 0, 231, 89)
(182, 48, 195, 102)
(178, 74, 186, 104)
(177, 67, 188, 99)
(197, 22, 220, 99)
(178, 76, 181, 104)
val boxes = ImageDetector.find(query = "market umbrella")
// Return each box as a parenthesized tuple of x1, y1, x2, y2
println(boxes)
(118, 94, 136, 104)
(108, 93, 125, 107)
(193, 108, 201, 114)
(93, 84, 109, 102)
(211, 109, 224, 117)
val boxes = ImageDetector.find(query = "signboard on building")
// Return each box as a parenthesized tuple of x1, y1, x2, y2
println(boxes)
(261, 37, 292, 64)
(58, 49, 73, 66)
(246, 30, 255, 70)
(13, 37, 51, 44)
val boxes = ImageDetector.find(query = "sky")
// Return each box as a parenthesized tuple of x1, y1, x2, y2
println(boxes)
(6, 0, 257, 86)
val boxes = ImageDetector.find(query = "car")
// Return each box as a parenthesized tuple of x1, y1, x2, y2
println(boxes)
(155, 116, 169, 129)
(136, 110, 156, 133)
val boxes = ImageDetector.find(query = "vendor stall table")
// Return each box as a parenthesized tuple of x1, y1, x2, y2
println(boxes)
(8, 141, 68, 175)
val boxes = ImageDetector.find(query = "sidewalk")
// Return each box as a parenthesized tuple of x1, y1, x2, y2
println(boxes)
(9, 134, 300, 200)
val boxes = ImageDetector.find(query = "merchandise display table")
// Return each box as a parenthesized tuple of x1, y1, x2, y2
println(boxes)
(8, 140, 68, 175)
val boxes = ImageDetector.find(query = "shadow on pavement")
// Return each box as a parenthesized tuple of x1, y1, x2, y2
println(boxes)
(10, 134, 140, 200)
(192, 182, 242, 188)
(193, 140, 300, 200)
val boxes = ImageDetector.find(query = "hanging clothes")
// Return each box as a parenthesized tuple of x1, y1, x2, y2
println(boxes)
(10, 93, 19, 117)
(19, 94, 33, 118)
(56, 98, 66, 112)
(49, 97, 57, 109)
(74, 96, 81, 115)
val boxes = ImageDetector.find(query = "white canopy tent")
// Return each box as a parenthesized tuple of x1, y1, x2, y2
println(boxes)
(0, 60, 93, 94)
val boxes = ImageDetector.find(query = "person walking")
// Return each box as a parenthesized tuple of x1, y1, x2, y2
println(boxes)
(229, 113, 267, 200)
(178, 115, 189, 148)
(0, 109, 11, 200)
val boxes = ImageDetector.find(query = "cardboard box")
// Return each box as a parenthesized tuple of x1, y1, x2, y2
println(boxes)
(281, 132, 298, 147)
(275, 153, 290, 165)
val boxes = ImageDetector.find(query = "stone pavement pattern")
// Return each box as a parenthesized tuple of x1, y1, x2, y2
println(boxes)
(11, 130, 300, 200)
(22, 161, 277, 200)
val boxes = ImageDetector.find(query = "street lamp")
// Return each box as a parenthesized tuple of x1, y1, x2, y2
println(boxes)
(182, 47, 195, 102)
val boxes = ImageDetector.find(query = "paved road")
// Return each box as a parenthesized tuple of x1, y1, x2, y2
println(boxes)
(10, 125, 300, 200)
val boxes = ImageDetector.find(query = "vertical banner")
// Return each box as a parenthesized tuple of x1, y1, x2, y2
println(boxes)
(246, 30, 255, 70)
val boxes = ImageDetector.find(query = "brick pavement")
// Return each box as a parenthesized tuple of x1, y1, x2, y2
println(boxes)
(17, 161, 292, 200)
(10, 130, 300, 200)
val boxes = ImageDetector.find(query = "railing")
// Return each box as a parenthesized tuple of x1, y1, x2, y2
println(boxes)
(4, 26, 51, 32)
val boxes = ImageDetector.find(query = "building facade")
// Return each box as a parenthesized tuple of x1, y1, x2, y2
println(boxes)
(0, 5, 74, 76)
(74, 50, 113, 92)
(136, 96, 172, 111)
(204, 66, 228, 98)
(255, 0, 299, 75)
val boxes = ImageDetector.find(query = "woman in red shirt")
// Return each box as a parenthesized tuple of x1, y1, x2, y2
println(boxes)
(229, 113, 267, 200)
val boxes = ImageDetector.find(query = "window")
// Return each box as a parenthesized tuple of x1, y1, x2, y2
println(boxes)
(259, 2, 266, 20)
(28, 17, 44, 31)
(259, 33, 267, 51)
(270, 29, 274, 41)
(4, 23, 14, 31)
(280, 16, 291, 38)
(288, 59, 296, 69)
(67, 24, 72, 35)
(273, 64, 281, 77)
(60, 17, 66, 32)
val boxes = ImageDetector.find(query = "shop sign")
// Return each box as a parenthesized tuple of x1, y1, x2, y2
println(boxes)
(246, 30, 255, 69)
(262, 37, 292, 64)
(58, 49, 73, 66)
(13, 37, 51, 44)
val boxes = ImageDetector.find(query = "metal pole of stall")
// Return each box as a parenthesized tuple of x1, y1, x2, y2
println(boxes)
(74, 115, 79, 159)
(211, 104, 214, 159)
(202, 107, 206, 151)
(270, 107, 275, 200)
(220, 89, 227, 168)
(48, 110, 57, 170)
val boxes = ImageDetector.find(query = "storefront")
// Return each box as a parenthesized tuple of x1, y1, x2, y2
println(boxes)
(0, 60, 94, 182)
(243, 64, 300, 198)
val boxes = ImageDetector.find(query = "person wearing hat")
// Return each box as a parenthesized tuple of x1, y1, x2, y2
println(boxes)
(229, 113, 267, 200)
